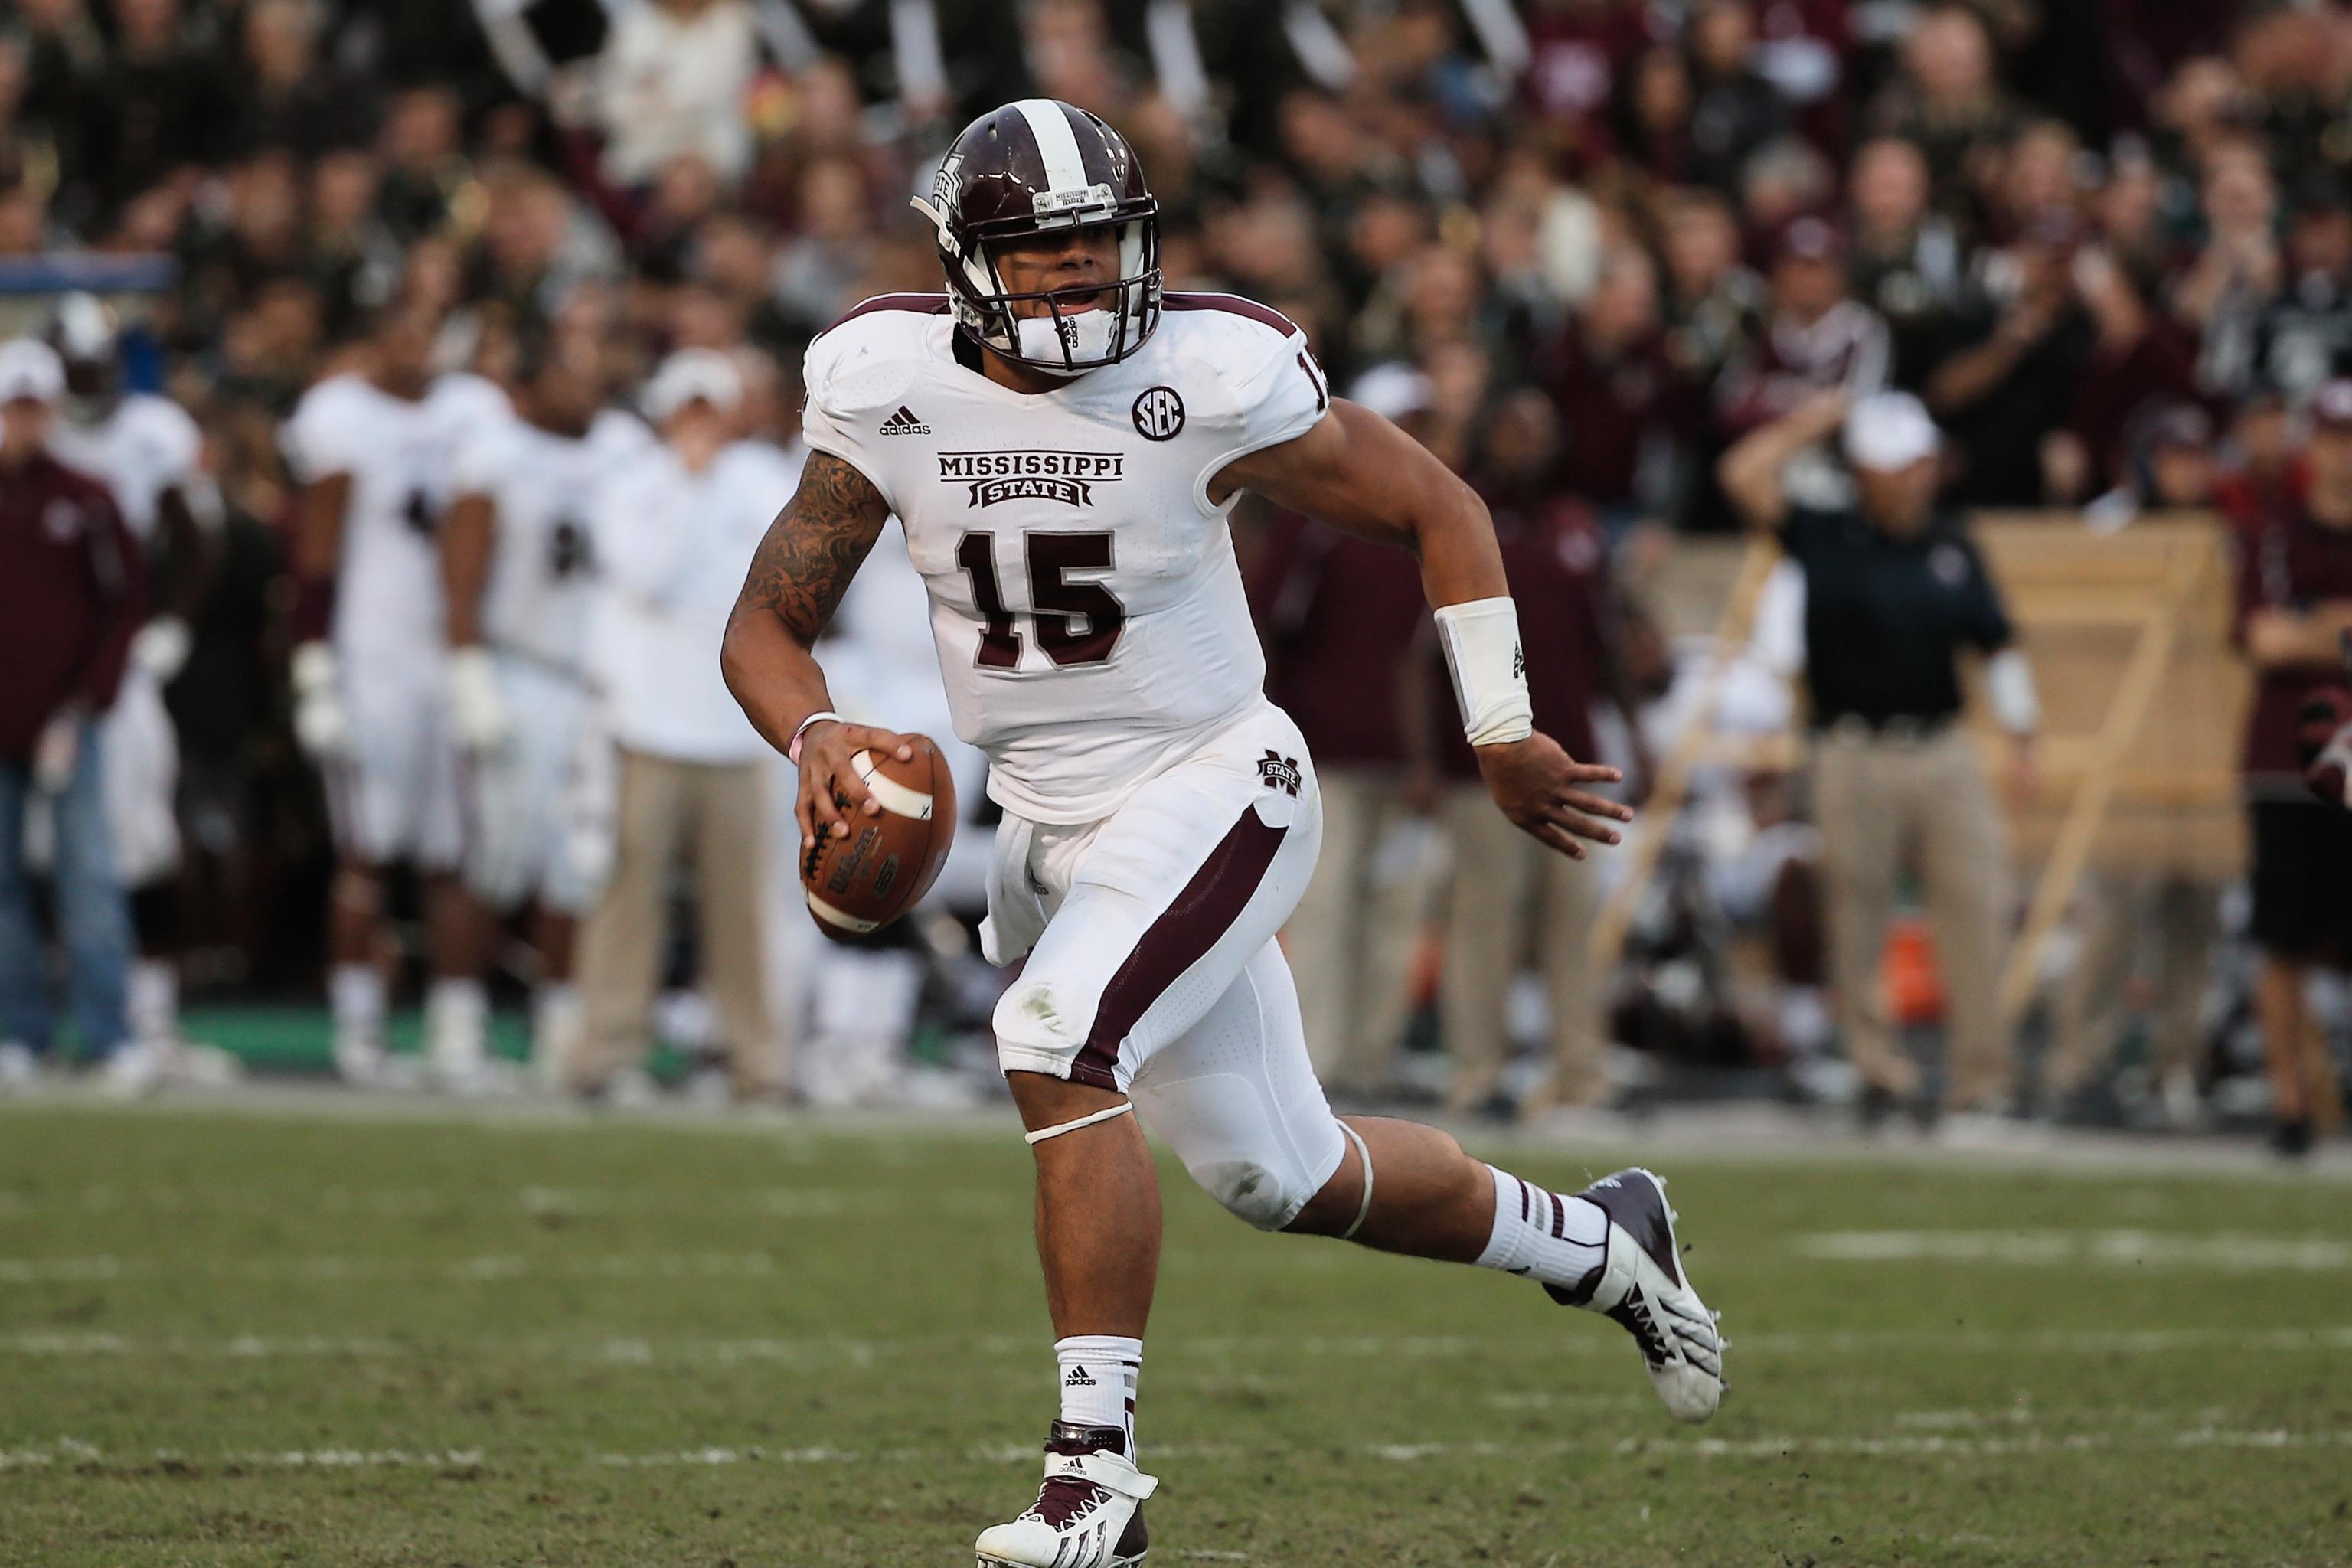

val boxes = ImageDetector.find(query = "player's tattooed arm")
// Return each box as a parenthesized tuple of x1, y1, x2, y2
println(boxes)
(729, 450, 891, 647)
(721, 450, 916, 848)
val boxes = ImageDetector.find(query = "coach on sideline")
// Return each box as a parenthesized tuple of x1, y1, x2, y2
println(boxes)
(0, 339, 145, 1086)
(1720, 389, 2037, 1138)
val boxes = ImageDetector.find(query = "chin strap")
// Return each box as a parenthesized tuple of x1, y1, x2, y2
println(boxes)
(1024, 1099, 1134, 1145)
(1337, 1121, 1375, 1240)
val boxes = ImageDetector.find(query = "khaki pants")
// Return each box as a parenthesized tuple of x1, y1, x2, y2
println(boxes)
(1440, 785, 1607, 1113)
(1281, 769, 1436, 1094)
(1811, 724, 2014, 1109)
(573, 748, 784, 1093)
(2045, 872, 2216, 1095)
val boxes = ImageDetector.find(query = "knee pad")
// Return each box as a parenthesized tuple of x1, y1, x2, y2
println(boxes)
(1131, 1071, 1341, 1233)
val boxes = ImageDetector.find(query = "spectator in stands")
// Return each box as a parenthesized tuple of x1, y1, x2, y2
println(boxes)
(0, 340, 143, 1087)
(2231, 377, 2352, 1159)
(1423, 388, 1641, 1124)
(1847, 136, 1967, 391)
(1256, 365, 1441, 1105)
(594, 0, 760, 189)
(1929, 214, 2097, 505)
(1536, 245, 1695, 533)
(573, 348, 790, 1102)
(1720, 389, 2037, 1138)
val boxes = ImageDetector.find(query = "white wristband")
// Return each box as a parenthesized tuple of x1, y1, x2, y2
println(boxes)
(1433, 597, 1534, 747)
(1985, 648, 2039, 736)
(786, 709, 844, 766)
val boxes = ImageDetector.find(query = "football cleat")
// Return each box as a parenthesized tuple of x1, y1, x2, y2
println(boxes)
(1548, 1167, 1724, 1423)
(975, 1421, 1155, 1568)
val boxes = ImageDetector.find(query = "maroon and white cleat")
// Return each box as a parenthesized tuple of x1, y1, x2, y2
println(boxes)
(975, 1421, 1155, 1568)
(1547, 1167, 1725, 1423)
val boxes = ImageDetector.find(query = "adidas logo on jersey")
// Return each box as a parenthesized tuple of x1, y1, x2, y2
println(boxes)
(879, 406, 931, 436)
(1063, 1365, 1097, 1388)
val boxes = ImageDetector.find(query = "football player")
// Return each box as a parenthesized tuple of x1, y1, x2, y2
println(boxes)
(723, 103, 1725, 1567)
(43, 294, 217, 1084)
(439, 335, 649, 1086)
(282, 302, 512, 1087)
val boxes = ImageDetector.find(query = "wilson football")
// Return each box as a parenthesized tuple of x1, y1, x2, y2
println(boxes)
(800, 736, 957, 940)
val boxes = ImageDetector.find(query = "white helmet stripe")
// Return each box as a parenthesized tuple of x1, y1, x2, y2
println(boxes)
(1012, 97, 1090, 194)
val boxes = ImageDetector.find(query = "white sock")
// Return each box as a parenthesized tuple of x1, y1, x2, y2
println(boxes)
(330, 965, 385, 1047)
(426, 978, 489, 1073)
(1475, 1165, 1609, 1299)
(1056, 1335, 1142, 1456)
(127, 959, 178, 1045)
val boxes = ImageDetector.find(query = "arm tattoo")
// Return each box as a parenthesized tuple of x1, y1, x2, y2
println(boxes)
(732, 450, 890, 643)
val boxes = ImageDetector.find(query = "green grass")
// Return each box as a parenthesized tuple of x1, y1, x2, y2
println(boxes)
(1, 1102, 2348, 1566)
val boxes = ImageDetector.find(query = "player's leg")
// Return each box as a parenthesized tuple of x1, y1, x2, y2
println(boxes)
(978, 716, 1321, 1568)
(418, 679, 494, 1092)
(103, 671, 185, 1071)
(324, 666, 419, 1086)
(1138, 941, 1722, 1426)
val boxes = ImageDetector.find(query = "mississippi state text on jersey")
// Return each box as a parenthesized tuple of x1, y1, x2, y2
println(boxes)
(801, 292, 1331, 823)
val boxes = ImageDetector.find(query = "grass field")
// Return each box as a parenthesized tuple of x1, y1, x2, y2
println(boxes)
(2, 1097, 2348, 1567)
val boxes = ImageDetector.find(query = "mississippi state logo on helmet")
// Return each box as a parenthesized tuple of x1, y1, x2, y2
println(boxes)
(911, 99, 1161, 377)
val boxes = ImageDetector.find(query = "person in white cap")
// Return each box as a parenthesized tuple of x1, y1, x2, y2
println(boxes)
(1720, 387, 2037, 1141)
(569, 347, 792, 1100)
(0, 338, 145, 1090)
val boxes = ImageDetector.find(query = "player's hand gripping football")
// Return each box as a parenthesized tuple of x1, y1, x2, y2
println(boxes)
(794, 719, 920, 851)
(1475, 731, 1633, 859)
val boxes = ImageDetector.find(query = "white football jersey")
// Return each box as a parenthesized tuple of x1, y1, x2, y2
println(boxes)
(451, 408, 652, 673)
(283, 371, 514, 665)
(51, 392, 201, 540)
(802, 293, 1330, 823)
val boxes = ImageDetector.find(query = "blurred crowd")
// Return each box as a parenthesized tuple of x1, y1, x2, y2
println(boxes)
(1, 0, 2350, 1150)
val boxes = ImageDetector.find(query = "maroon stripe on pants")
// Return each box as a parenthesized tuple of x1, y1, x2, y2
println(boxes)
(1068, 807, 1287, 1090)
(1548, 1191, 1566, 1240)
(1517, 1177, 1532, 1223)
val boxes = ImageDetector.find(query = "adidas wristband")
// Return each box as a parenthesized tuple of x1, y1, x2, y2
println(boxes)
(1433, 597, 1534, 747)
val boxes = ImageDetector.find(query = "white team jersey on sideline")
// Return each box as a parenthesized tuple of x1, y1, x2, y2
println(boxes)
(452, 407, 651, 674)
(282, 371, 514, 666)
(801, 292, 1330, 824)
(51, 392, 201, 541)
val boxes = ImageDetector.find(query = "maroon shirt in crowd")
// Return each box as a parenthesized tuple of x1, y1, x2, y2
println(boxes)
(0, 452, 145, 763)
(1432, 494, 1615, 780)
(2233, 489, 2352, 786)
(1537, 326, 1697, 511)
(1247, 511, 1429, 768)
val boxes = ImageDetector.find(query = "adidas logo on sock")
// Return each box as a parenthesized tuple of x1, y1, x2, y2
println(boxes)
(1063, 1365, 1096, 1388)
(879, 405, 930, 435)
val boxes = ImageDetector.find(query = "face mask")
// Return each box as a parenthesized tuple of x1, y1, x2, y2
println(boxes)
(1011, 306, 1123, 377)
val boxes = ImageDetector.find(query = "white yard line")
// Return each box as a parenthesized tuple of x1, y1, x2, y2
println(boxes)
(5, 1325, 2351, 1362)
(1798, 1230, 2352, 1271)
(7, 1425, 2350, 1475)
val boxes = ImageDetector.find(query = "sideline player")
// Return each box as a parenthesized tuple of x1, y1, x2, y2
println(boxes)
(282, 303, 511, 1086)
(438, 336, 648, 1087)
(44, 294, 219, 1083)
(723, 103, 1724, 1567)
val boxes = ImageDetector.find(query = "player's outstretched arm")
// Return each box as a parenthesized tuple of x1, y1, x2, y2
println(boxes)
(721, 449, 916, 851)
(1217, 400, 1632, 858)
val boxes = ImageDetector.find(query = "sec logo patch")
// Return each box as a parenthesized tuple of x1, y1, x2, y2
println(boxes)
(1132, 385, 1185, 441)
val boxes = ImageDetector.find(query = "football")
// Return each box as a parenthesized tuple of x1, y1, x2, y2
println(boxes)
(799, 735, 957, 940)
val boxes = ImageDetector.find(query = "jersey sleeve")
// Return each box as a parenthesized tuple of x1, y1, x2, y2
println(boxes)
(448, 422, 515, 498)
(1189, 307, 1331, 512)
(799, 318, 914, 511)
(280, 380, 364, 483)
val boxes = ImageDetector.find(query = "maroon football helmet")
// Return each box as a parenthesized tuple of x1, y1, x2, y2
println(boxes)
(912, 99, 1161, 376)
